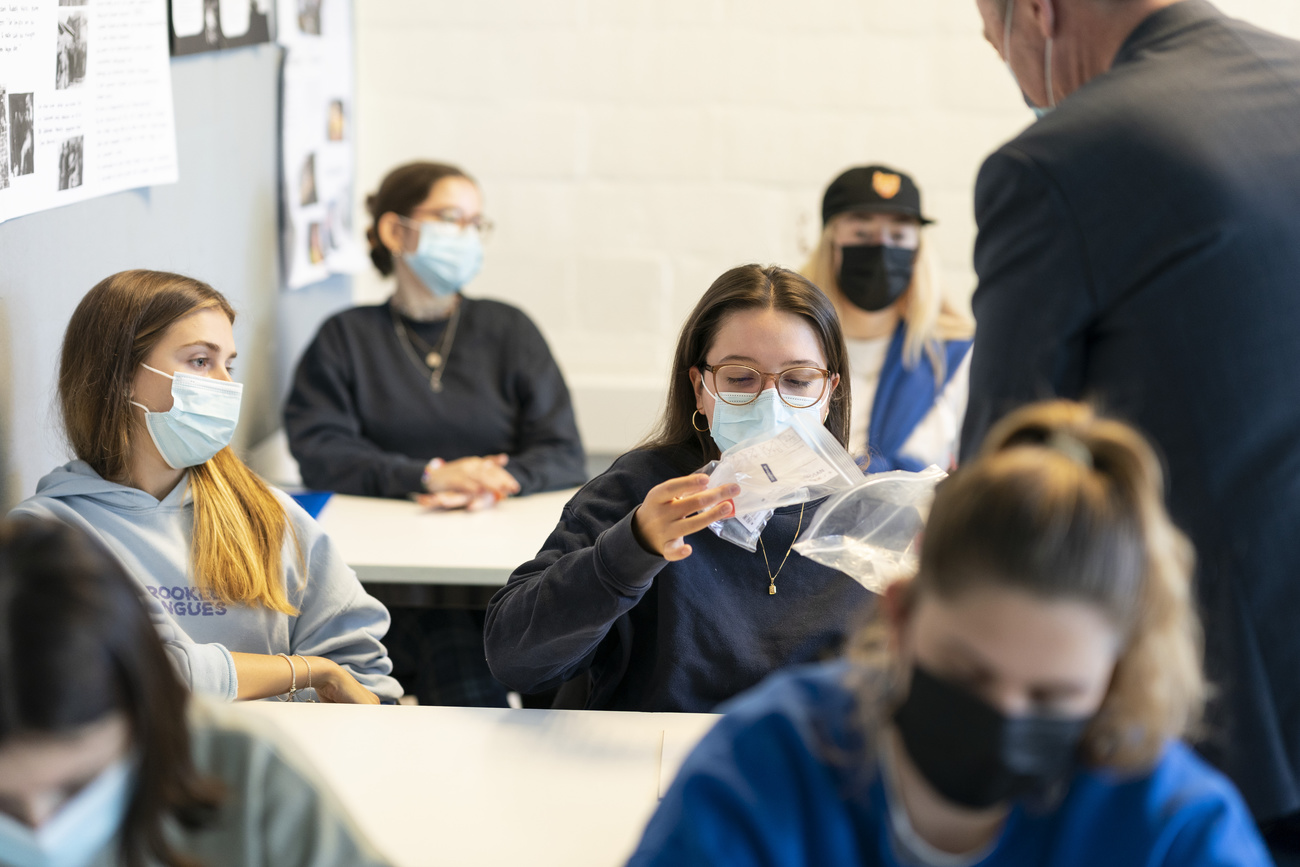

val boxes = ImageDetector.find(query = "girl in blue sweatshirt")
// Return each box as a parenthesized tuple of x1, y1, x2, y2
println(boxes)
(485, 264, 874, 712)
(630, 400, 1270, 866)
(10, 270, 399, 703)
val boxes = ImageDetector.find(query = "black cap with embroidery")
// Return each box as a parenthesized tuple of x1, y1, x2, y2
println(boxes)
(821, 165, 935, 227)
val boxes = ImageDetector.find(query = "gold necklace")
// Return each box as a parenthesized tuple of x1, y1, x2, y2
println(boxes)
(390, 301, 462, 393)
(757, 502, 804, 596)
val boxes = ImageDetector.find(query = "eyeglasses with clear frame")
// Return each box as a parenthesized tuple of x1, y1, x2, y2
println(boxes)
(699, 363, 832, 408)
(399, 209, 495, 240)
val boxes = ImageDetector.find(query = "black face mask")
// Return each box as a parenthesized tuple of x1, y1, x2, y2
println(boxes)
(892, 663, 1091, 810)
(837, 244, 916, 312)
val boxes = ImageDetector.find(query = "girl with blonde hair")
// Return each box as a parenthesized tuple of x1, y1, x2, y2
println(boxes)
(803, 165, 974, 471)
(631, 400, 1268, 866)
(10, 269, 400, 703)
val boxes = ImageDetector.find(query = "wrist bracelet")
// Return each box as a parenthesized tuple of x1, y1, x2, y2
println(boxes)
(276, 652, 298, 701)
(296, 654, 317, 702)
(421, 458, 446, 491)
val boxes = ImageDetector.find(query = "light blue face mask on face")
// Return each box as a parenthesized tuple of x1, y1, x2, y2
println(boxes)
(402, 220, 483, 297)
(0, 757, 134, 867)
(702, 384, 827, 454)
(1003, 0, 1055, 119)
(131, 363, 243, 470)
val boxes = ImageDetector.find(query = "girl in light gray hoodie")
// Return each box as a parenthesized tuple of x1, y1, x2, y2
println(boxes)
(10, 269, 400, 703)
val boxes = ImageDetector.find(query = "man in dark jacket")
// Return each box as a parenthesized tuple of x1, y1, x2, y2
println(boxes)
(962, 0, 1300, 856)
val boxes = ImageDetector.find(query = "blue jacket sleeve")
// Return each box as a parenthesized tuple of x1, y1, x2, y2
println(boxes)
(960, 145, 1099, 460)
(483, 469, 668, 694)
(629, 670, 864, 867)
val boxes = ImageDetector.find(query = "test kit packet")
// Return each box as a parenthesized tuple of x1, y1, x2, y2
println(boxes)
(791, 465, 947, 593)
(703, 415, 864, 552)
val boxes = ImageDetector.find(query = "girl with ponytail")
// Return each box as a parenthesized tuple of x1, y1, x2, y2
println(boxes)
(10, 270, 400, 704)
(631, 400, 1268, 866)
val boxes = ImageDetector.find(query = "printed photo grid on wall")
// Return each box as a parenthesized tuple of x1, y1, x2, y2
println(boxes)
(169, 0, 273, 56)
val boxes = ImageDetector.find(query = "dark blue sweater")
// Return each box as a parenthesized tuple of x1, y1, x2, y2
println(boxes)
(483, 445, 875, 712)
(285, 298, 586, 498)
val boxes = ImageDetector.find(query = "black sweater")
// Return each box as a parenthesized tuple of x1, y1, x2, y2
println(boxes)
(483, 445, 874, 712)
(284, 298, 586, 498)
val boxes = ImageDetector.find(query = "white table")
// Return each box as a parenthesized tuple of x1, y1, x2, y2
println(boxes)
(236, 702, 719, 867)
(317, 488, 578, 587)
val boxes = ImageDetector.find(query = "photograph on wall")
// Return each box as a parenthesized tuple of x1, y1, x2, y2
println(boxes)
(55, 12, 87, 90)
(57, 135, 82, 190)
(0, 0, 178, 224)
(296, 0, 320, 35)
(8, 94, 34, 177)
(0, 88, 9, 190)
(279, 0, 362, 289)
(169, 0, 274, 56)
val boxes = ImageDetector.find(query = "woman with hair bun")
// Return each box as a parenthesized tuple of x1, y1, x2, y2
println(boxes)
(284, 161, 585, 707)
(631, 400, 1269, 866)
(285, 160, 585, 507)
(10, 270, 399, 704)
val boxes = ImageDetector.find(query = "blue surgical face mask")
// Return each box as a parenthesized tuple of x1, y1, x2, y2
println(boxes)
(131, 363, 243, 470)
(402, 220, 483, 297)
(1003, 0, 1055, 119)
(0, 757, 134, 867)
(702, 384, 827, 454)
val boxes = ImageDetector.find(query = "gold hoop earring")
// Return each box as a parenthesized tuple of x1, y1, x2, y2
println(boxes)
(691, 410, 709, 432)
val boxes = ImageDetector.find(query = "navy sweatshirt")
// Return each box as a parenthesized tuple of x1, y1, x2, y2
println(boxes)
(285, 298, 586, 498)
(483, 444, 875, 712)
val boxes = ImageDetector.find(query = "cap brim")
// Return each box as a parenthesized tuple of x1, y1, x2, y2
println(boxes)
(826, 202, 935, 226)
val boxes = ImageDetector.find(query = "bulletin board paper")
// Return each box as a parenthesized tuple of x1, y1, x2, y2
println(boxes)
(0, 0, 178, 225)
(278, 0, 361, 290)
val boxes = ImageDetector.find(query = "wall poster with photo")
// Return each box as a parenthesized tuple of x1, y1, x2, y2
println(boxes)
(169, 0, 274, 56)
(278, 0, 360, 289)
(0, 0, 178, 224)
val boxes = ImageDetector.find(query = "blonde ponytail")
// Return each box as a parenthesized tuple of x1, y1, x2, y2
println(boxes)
(188, 448, 302, 616)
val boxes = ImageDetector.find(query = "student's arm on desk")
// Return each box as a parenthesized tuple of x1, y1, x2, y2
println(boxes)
(497, 312, 588, 496)
(484, 482, 666, 694)
(284, 317, 427, 498)
(281, 494, 403, 702)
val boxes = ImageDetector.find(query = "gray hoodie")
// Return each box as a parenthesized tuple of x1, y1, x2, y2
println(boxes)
(10, 461, 402, 702)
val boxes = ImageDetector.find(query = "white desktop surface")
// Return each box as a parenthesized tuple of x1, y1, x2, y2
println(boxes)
(317, 488, 578, 586)
(236, 702, 719, 867)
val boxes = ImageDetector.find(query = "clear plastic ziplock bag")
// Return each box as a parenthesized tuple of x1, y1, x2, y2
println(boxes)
(791, 465, 947, 594)
(703, 415, 865, 552)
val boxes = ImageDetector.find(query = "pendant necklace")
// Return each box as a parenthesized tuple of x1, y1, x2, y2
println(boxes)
(391, 301, 461, 393)
(757, 502, 805, 595)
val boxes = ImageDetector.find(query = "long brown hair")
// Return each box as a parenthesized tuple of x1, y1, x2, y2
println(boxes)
(851, 400, 1205, 771)
(0, 517, 223, 867)
(365, 161, 473, 276)
(59, 270, 299, 615)
(641, 264, 850, 463)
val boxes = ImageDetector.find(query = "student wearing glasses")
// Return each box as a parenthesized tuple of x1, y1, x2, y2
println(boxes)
(485, 264, 874, 712)
(285, 160, 585, 507)
(802, 165, 974, 472)
(285, 161, 586, 707)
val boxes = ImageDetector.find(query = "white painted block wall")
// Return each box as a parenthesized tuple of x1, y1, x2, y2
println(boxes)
(352, 0, 1300, 455)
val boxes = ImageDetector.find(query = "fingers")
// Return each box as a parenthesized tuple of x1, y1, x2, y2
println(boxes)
(416, 491, 474, 511)
(662, 538, 692, 561)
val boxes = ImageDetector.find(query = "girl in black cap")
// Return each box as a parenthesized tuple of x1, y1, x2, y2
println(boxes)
(802, 165, 973, 472)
